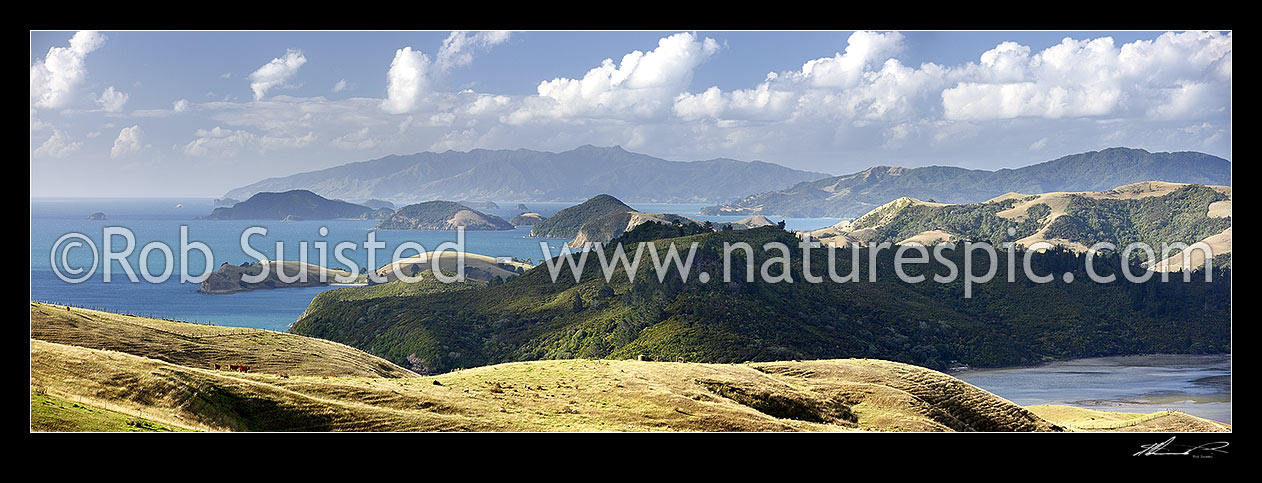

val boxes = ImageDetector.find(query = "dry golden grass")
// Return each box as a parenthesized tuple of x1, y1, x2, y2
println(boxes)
(30, 302, 416, 378)
(32, 337, 1065, 432)
(30, 302, 1227, 432)
(1025, 405, 1230, 432)
(374, 251, 530, 283)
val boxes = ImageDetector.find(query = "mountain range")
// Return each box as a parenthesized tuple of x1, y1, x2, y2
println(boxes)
(223, 145, 829, 204)
(701, 148, 1232, 218)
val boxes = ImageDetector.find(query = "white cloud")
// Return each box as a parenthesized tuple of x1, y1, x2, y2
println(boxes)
(522, 32, 720, 122)
(942, 31, 1232, 121)
(437, 31, 512, 71)
(30, 109, 50, 132)
(794, 31, 905, 88)
(68, 30, 1225, 178)
(248, 49, 307, 100)
(33, 129, 82, 158)
(381, 47, 430, 114)
(332, 79, 348, 93)
(173, 98, 191, 112)
(30, 31, 106, 109)
(96, 86, 128, 112)
(1029, 137, 1049, 151)
(183, 126, 316, 157)
(111, 125, 143, 159)
(331, 127, 378, 150)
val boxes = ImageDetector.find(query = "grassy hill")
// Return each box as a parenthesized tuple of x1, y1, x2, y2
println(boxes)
(703, 148, 1231, 218)
(373, 252, 531, 284)
(31, 391, 194, 432)
(293, 226, 1230, 375)
(30, 303, 1227, 432)
(807, 182, 1231, 269)
(30, 302, 416, 378)
(376, 201, 513, 230)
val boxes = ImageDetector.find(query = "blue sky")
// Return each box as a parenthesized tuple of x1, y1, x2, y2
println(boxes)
(31, 30, 1231, 197)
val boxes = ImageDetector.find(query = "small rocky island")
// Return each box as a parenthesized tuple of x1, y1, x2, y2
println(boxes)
(376, 201, 514, 231)
(87, 212, 107, 220)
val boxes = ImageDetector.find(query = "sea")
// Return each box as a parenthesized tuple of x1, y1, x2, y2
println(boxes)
(30, 197, 844, 331)
(953, 354, 1231, 424)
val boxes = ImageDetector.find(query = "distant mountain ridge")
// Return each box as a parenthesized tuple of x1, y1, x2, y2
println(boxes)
(701, 148, 1232, 218)
(223, 145, 829, 204)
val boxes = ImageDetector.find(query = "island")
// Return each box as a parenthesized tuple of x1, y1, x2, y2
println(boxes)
(201, 190, 383, 220)
(375, 201, 514, 231)
(361, 199, 395, 211)
(198, 261, 360, 294)
(87, 212, 107, 220)
(509, 212, 546, 225)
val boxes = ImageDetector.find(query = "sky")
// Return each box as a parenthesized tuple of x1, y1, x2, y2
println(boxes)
(30, 30, 1231, 197)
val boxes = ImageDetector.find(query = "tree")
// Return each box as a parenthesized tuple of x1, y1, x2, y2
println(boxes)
(571, 292, 584, 312)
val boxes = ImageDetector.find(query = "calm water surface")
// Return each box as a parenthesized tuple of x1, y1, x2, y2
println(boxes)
(30, 197, 843, 329)
(953, 354, 1231, 424)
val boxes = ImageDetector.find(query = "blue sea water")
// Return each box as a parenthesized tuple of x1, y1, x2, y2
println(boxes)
(30, 197, 844, 331)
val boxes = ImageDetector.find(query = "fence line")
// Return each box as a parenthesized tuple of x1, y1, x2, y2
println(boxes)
(31, 300, 288, 336)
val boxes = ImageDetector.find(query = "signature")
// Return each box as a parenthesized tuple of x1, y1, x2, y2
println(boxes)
(1134, 436, 1229, 457)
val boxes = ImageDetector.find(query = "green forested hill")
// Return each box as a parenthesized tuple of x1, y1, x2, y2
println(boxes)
(529, 194, 634, 239)
(292, 227, 1230, 375)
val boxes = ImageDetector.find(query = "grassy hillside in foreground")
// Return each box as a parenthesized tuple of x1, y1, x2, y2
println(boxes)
(30, 302, 416, 378)
(1025, 405, 1229, 432)
(31, 338, 1056, 432)
(31, 391, 194, 432)
(29, 306, 1227, 432)
(293, 226, 1230, 375)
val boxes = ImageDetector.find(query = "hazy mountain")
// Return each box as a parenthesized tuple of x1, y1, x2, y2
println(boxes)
(223, 145, 829, 204)
(701, 148, 1232, 218)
